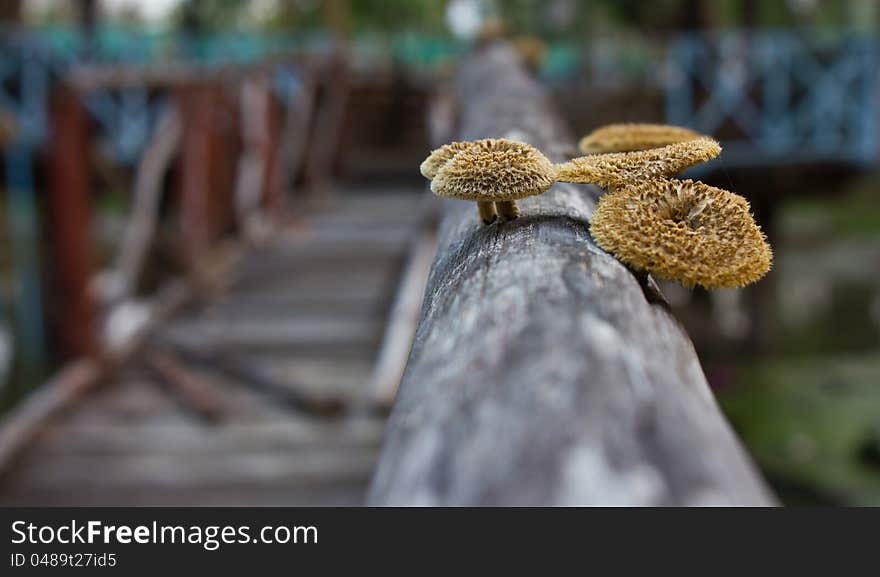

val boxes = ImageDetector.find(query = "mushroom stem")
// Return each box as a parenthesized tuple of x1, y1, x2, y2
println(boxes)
(496, 200, 520, 222)
(477, 201, 498, 224)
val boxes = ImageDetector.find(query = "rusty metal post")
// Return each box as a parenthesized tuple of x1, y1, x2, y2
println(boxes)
(177, 82, 237, 281)
(178, 83, 213, 266)
(47, 83, 97, 359)
(260, 79, 285, 219)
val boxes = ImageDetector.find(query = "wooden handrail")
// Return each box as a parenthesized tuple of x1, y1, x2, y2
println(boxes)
(368, 43, 775, 506)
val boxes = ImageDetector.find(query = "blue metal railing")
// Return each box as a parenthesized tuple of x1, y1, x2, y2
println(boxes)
(665, 30, 879, 168)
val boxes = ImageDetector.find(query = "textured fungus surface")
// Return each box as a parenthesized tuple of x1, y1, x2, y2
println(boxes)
(578, 123, 702, 154)
(420, 141, 476, 179)
(430, 138, 556, 201)
(590, 178, 772, 288)
(556, 137, 721, 189)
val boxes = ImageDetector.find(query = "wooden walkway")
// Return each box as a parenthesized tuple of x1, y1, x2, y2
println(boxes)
(0, 190, 430, 506)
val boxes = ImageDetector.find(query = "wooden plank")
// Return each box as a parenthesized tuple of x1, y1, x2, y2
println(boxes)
(0, 360, 101, 477)
(6, 449, 379, 490)
(304, 193, 430, 224)
(229, 258, 400, 294)
(274, 226, 417, 253)
(368, 45, 775, 506)
(231, 254, 405, 284)
(31, 418, 385, 455)
(234, 251, 400, 275)
(75, 376, 180, 415)
(152, 344, 360, 416)
(257, 356, 373, 396)
(162, 317, 383, 350)
(61, 374, 279, 427)
(197, 297, 385, 321)
(230, 262, 396, 292)
(0, 482, 371, 507)
(0, 179, 417, 505)
(208, 282, 392, 310)
(0, 274, 195, 480)
(194, 303, 381, 325)
(145, 349, 227, 421)
(371, 222, 437, 407)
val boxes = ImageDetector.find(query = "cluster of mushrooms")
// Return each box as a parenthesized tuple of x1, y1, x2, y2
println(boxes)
(419, 123, 772, 289)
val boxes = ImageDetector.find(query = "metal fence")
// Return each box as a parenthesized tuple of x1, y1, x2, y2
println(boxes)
(666, 30, 878, 168)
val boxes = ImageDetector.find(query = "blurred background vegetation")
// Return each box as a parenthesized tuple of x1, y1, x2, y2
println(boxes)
(20, 0, 879, 32)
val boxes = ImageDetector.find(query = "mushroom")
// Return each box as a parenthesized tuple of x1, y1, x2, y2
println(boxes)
(421, 136, 721, 225)
(555, 136, 722, 190)
(423, 138, 556, 224)
(420, 141, 476, 180)
(589, 178, 772, 289)
(578, 123, 702, 154)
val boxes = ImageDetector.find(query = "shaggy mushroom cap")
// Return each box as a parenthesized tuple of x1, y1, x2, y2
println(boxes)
(578, 123, 702, 154)
(420, 141, 476, 179)
(555, 136, 721, 189)
(590, 178, 772, 288)
(430, 138, 556, 201)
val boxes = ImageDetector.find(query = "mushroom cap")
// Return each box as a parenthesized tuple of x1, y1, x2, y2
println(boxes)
(555, 136, 721, 189)
(578, 123, 702, 154)
(590, 178, 772, 288)
(430, 138, 556, 201)
(420, 141, 476, 179)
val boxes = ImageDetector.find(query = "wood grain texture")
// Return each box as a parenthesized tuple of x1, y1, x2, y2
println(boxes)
(368, 44, 775, 506)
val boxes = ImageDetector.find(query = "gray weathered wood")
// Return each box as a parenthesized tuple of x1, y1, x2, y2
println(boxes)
(368, 44, 775, 506)
(370, 221, 438, 407)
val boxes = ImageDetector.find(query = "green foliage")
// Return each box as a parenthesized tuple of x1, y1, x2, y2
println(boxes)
(171, 0, 254, 30)
(39, 0, 863, 36)
(347, 0, 447, 33)
(589, 0, 690, 29)
(176, 0, 448, 34)
(720, 355, 880, 505)
(782, 179, 880, 239)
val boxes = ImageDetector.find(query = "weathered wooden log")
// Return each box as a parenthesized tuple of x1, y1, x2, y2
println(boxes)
(368, 44, 775, 506)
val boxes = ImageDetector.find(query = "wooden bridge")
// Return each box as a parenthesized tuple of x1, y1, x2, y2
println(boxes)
(0, 32, 777, 506)
(0, 188, 430, 505)
(0, 29, 435, 505)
